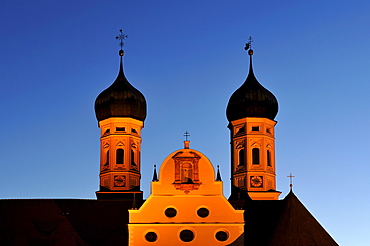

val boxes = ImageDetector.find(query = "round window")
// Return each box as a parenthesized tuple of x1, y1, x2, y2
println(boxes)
(179, 229, 194, 242)
(145, 232, 158, 242)
(197, 207, 209, 218)
(215, 231, 229, 241)
(164, 207, 177, 218)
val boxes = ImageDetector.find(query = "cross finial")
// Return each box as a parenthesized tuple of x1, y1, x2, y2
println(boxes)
(244, 36, 253, 50)
(244, 36, 254, 56)
(184, 131, 190, 141)
(183, 131, 190, 149)
(116, 29, 128, 56)
(287, 173, 295, 189)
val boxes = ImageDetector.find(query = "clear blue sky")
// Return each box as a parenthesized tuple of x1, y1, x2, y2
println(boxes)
(1, 1, 369, 245)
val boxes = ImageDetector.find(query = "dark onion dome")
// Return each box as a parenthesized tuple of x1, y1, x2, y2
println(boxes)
(226, 49, 278, 121)
(95, 54, 147, 122)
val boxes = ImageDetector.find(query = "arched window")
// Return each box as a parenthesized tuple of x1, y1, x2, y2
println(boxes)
(239, 149, 245, 166)
(252, 148, 260, 165)
(131, 150, 136, 166)
(267, 150, 272, 166)
(106, 150, 110, 165)
(116, 149, 124, 164)
(181, 163, 193, 183)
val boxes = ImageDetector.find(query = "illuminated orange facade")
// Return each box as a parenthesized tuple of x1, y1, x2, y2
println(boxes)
(128, 142, 244, 245)
(96, 117, 144, 198)
(228, 117, 280, 200)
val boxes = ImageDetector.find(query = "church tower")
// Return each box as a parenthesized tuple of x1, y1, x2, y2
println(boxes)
(226, 38, 280, 200)
(94, 30, 147, 200)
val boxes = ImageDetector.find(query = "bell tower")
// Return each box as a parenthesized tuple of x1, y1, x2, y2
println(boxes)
(226, 38, 280, 200)
(94, 30, 147, 200)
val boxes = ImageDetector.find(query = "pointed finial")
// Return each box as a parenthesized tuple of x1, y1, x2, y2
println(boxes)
(216, 165, 222, 181)
(116, 29, 128, 56)
(287, 173, 295, 190)
(244, 36, 254, 55)
(152, 165, 159, 182)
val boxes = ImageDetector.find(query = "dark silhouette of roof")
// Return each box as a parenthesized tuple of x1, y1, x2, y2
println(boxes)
(0, 190, 337, 246)
(94, 56, 147, 122)
(235, 190, 339, 246)
(269, 191, 339, 246)
(226, 50, 278, 122)
(0, 199, 134, 246)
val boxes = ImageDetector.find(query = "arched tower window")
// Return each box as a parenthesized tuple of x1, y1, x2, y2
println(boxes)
(238, 149, 245, 166)
(252, 148, 260, 165)
(267, 150, 271, 166)
(116, 149, 124, 164)
(181, 163, 193, 183)
(106, 150, 110, 165)
(131, 149, 137, 167)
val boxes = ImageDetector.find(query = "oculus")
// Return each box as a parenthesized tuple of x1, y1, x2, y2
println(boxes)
(179, 230, 194, 242)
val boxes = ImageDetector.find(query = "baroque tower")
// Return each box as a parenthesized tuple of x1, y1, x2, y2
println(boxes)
(94, 31, 147, 200)
(226, 39, 280, 200)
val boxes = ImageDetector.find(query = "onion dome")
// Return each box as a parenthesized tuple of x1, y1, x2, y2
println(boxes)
(226, 46, 278, 122)
(95, 50, 147, 122)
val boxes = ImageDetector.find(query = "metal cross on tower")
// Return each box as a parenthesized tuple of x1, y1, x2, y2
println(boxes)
(116, 29, 128, 56)
(287, 173, 295, 189)
(183, 131, 190, 141)
(116, 29, 128, 49)
(244, 36, 253, 50)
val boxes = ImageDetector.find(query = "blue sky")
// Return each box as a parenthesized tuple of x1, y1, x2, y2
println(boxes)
(1, 1, 369, 245)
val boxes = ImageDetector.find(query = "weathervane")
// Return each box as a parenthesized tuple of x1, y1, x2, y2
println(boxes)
(287, 173, 295, 189)
(183, 131, 190, 141)
(244, 36, 254, 55)
(116, 29, 128, 56)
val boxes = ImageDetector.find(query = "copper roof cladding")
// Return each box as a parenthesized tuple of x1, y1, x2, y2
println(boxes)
(94, 57, 147, 122)
(226, 51, 278, 122)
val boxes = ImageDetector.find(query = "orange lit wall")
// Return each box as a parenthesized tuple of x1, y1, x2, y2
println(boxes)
(229, 117, 281, 200)
(128, 144, 244, 245)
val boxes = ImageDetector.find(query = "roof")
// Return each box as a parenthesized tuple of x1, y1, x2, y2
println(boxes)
(226, 51, 278, 122)
(94, 56, 147, 122)
(269, 191, 339, 246)
(229, 190, 338, 246)
(0, 191, 338, 246)
(0, 199, 134, 246)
